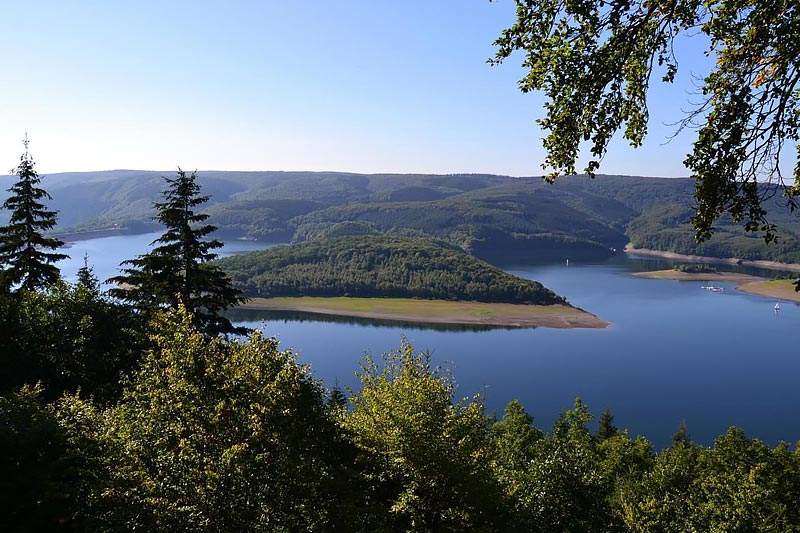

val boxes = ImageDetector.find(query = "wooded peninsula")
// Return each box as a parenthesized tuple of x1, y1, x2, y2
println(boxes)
(217, 236, 608, 327)
(217, 236, 564, 304)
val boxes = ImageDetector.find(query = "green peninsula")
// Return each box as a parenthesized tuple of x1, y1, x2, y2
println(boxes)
(217, 237, 607, 328)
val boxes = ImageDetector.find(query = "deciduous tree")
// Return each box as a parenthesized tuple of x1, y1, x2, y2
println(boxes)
(345, 343, 504, 531)
(95, 307, 355, 531)
(3, 277, 145, 402)
(492, 0, 800, 248)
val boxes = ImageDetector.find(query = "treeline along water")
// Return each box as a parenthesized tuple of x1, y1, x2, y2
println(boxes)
(59, 233, 800, 448)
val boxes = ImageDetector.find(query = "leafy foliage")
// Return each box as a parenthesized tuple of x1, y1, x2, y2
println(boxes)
(218, 236, 565, 305)
(344, 343, 504, 531)
(0, 279, 145, 403)
(3, 306, 800, 531)
(87, 307, 359, 531)
(0, 385, 77, 531)
(491, 0, 800, 244)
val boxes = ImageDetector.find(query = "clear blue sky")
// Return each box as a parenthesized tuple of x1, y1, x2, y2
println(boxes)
(0, 1, 713, 176)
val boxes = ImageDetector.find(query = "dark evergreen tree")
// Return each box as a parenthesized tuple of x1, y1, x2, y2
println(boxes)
(327, 382, 348, 410)
(76, 253, 100, 297)
(596, 407, 619, 440)
(0, 138, 67, 291)
(109, 168, 245, 335)
(672, 420, 692, 448)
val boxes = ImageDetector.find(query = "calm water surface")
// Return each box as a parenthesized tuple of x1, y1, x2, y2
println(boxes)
(58, 232, 278, 284)
(58, 235, 800, 448)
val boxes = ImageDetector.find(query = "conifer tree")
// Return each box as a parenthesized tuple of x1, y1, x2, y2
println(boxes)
(109, 168, 245, 335)
(0, 136, 67, 291)
(596, 408, 619, 441)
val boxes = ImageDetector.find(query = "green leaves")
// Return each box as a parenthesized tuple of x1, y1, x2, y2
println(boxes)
(493, 0, 686, 181)
(345, 342, 503, 531)
(4, 314, 800, 530)
(493, 0, 800, 246)
(96, 307, 354, 531)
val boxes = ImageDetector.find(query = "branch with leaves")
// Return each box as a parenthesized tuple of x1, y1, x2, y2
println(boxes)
(491, 0, 800, 247)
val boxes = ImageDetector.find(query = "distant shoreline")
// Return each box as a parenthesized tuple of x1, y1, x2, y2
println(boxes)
(631, 270, 762, 283)
(625, 245, 800, 273)
(238, 296, 609, 329)
(54, 227, 130, 243)
(632, 269, 800, 303)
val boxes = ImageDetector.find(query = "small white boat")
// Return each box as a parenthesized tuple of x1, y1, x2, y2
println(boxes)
(774, 303, 781, 311)
(701, 285, 724, 292)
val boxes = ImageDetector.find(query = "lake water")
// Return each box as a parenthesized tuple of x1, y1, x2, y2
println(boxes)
(58, 234, 800, 449)
(57, 232, 278, 284)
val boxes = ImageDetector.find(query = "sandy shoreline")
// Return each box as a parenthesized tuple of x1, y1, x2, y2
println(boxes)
(737, 280, 800, 303)
(631, 270, 763, 283)
(632, 269, 800, 302)
(625, 245, 800, 273)
(238, 297, 609, 329)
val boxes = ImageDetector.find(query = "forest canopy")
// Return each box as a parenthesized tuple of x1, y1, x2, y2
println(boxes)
(216, 236, 565, 305)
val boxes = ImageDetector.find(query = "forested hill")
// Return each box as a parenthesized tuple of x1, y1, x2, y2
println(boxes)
(13, 170, 800, 264)
(216, 236, 565, 305)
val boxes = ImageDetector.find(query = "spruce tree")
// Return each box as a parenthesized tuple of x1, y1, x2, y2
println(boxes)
(0, 137, 67, 291)
(109, 168, 245, 335)
(596, 408, 618, 440)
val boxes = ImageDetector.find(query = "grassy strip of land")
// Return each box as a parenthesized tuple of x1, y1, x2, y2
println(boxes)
(737, 280, 800, 303)
(239, 297, 609, 329)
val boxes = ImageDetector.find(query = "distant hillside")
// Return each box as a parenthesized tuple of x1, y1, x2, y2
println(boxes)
(4, 169, 800, 264)
(627, 204, 800, 263)
(216, 236, 565, 305)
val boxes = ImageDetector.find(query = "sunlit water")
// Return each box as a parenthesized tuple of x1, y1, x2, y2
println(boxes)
(58, 234, 800, 448)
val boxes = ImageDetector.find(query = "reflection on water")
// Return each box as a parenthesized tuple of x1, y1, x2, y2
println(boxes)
(226, 308, 521, 333)
(56, 232, 282, 283)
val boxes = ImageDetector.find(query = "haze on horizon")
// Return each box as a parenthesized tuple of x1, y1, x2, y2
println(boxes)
(1, 1, 712, 178)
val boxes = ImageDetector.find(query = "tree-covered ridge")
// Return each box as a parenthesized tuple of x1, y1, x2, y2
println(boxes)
(217, 236, 565, 305)
(289, 183, 634, 262)
(628, 204, 800, 263)
(17, 170, 800, 265)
